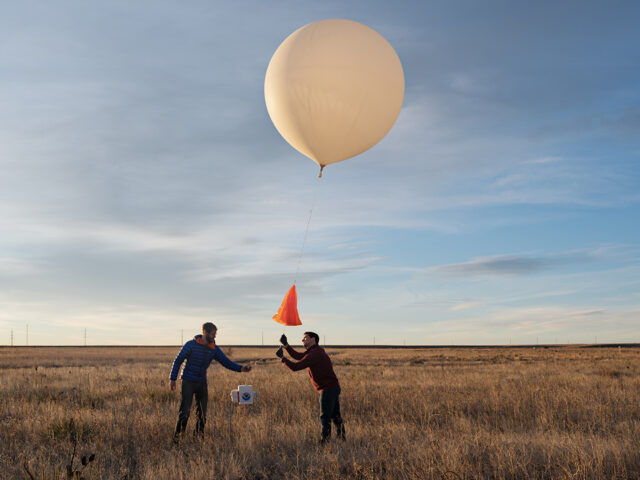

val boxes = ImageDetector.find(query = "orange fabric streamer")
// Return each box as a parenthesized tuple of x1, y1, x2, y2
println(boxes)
(272, 285, 302, 326)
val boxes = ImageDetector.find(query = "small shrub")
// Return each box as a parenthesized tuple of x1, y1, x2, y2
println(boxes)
(50, 419, 93, 442)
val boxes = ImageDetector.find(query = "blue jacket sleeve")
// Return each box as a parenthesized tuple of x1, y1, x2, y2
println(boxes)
(170, 342, 191, 380)
(214, 347, 243, 372)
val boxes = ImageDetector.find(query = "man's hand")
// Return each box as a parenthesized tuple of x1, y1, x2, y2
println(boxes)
(170, 380, 176, 391)
(279, 334, 288, 346)
(276, 346, 284, 358)
(241, 365, 252, 372)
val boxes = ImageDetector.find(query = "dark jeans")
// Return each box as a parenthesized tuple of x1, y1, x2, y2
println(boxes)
(320, 386, 343, 439)
(175, 380, 208, 436)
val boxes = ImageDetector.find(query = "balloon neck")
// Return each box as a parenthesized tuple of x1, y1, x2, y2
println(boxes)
(318, 165, 325, 178)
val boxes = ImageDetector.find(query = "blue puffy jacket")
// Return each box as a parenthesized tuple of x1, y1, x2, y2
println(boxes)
(170, 335, 242, 382)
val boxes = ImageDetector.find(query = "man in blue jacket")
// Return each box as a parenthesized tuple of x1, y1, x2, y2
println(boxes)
(170, 322, 251, 440)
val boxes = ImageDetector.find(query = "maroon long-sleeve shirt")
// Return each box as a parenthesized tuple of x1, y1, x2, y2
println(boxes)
(282, 344, 340, 392)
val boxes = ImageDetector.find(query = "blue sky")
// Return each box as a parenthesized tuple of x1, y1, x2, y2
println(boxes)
(1, 1, 638, 345)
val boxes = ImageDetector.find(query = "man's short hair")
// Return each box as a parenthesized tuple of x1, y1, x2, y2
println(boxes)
(202, 322, 217, 333)
(304, 331, 319, 344)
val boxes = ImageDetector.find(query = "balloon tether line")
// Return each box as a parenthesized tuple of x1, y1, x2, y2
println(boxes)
(293, 175, 322, 286)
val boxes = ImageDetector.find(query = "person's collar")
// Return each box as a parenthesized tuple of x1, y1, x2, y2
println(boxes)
(195, 335, 216, 350)
(306, 343, 319, 351)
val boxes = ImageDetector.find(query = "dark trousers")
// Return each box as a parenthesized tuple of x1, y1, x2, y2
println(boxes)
(175, 380, 208, 436)
(320, 386, 343, 439)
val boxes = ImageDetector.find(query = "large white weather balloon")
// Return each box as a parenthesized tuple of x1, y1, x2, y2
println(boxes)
(264, 19, 405, 175)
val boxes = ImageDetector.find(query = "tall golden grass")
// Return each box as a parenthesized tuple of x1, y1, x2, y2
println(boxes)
(1, 345, 639, 479)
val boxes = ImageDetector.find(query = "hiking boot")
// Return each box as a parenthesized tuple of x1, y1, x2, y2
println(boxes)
(335, 423, 345, 440)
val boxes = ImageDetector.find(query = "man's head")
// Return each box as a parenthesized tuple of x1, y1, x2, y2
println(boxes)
(302, 331, 319, 349)
(202, 322, 217, 344)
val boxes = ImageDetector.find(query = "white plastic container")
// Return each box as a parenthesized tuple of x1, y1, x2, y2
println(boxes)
(230, 385, 258, 404)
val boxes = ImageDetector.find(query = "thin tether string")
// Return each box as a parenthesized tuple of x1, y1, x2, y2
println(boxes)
(293, 175, 322, 286)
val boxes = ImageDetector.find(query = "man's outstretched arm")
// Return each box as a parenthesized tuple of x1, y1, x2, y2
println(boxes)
(285, 344, 305, 360)
(280, 334, 305, 360)
(282, 349, 317, 371)
(214, 347, 248, 372)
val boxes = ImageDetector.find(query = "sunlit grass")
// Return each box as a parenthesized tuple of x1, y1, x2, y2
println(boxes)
(1, 346, 639, 479)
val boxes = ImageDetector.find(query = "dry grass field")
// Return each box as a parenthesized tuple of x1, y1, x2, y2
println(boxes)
(1, 345, 639, 479)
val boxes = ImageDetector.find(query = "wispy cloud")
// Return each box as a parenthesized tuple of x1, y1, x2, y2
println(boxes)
(449, 302, 483, 311)
(0, 258, 43, 277)
(431, 251, 597, 277)
(523, 156, 562, 165)
(403, 305, 640, 344)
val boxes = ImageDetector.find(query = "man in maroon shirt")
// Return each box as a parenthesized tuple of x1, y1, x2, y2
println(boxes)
(277, 331, 345, 443)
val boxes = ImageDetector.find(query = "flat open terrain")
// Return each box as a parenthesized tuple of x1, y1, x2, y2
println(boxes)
(1, 345, 639, 479)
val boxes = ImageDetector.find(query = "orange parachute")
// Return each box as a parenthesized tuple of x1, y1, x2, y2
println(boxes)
(272, 285, 302, 326)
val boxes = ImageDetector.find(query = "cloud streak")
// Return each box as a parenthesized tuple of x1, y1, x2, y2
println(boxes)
(431, 251, 598, 277)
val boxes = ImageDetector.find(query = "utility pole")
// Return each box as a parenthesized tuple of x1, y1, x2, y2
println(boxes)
(11, 329, 13, 347)
(261, 331, 264, 346)
(26, 324, 29, 346)
(373, 336, 375, 346)
(180, 329, 183, 345)
(324, 335, 326, 346)
(84, 328, 87, 346)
